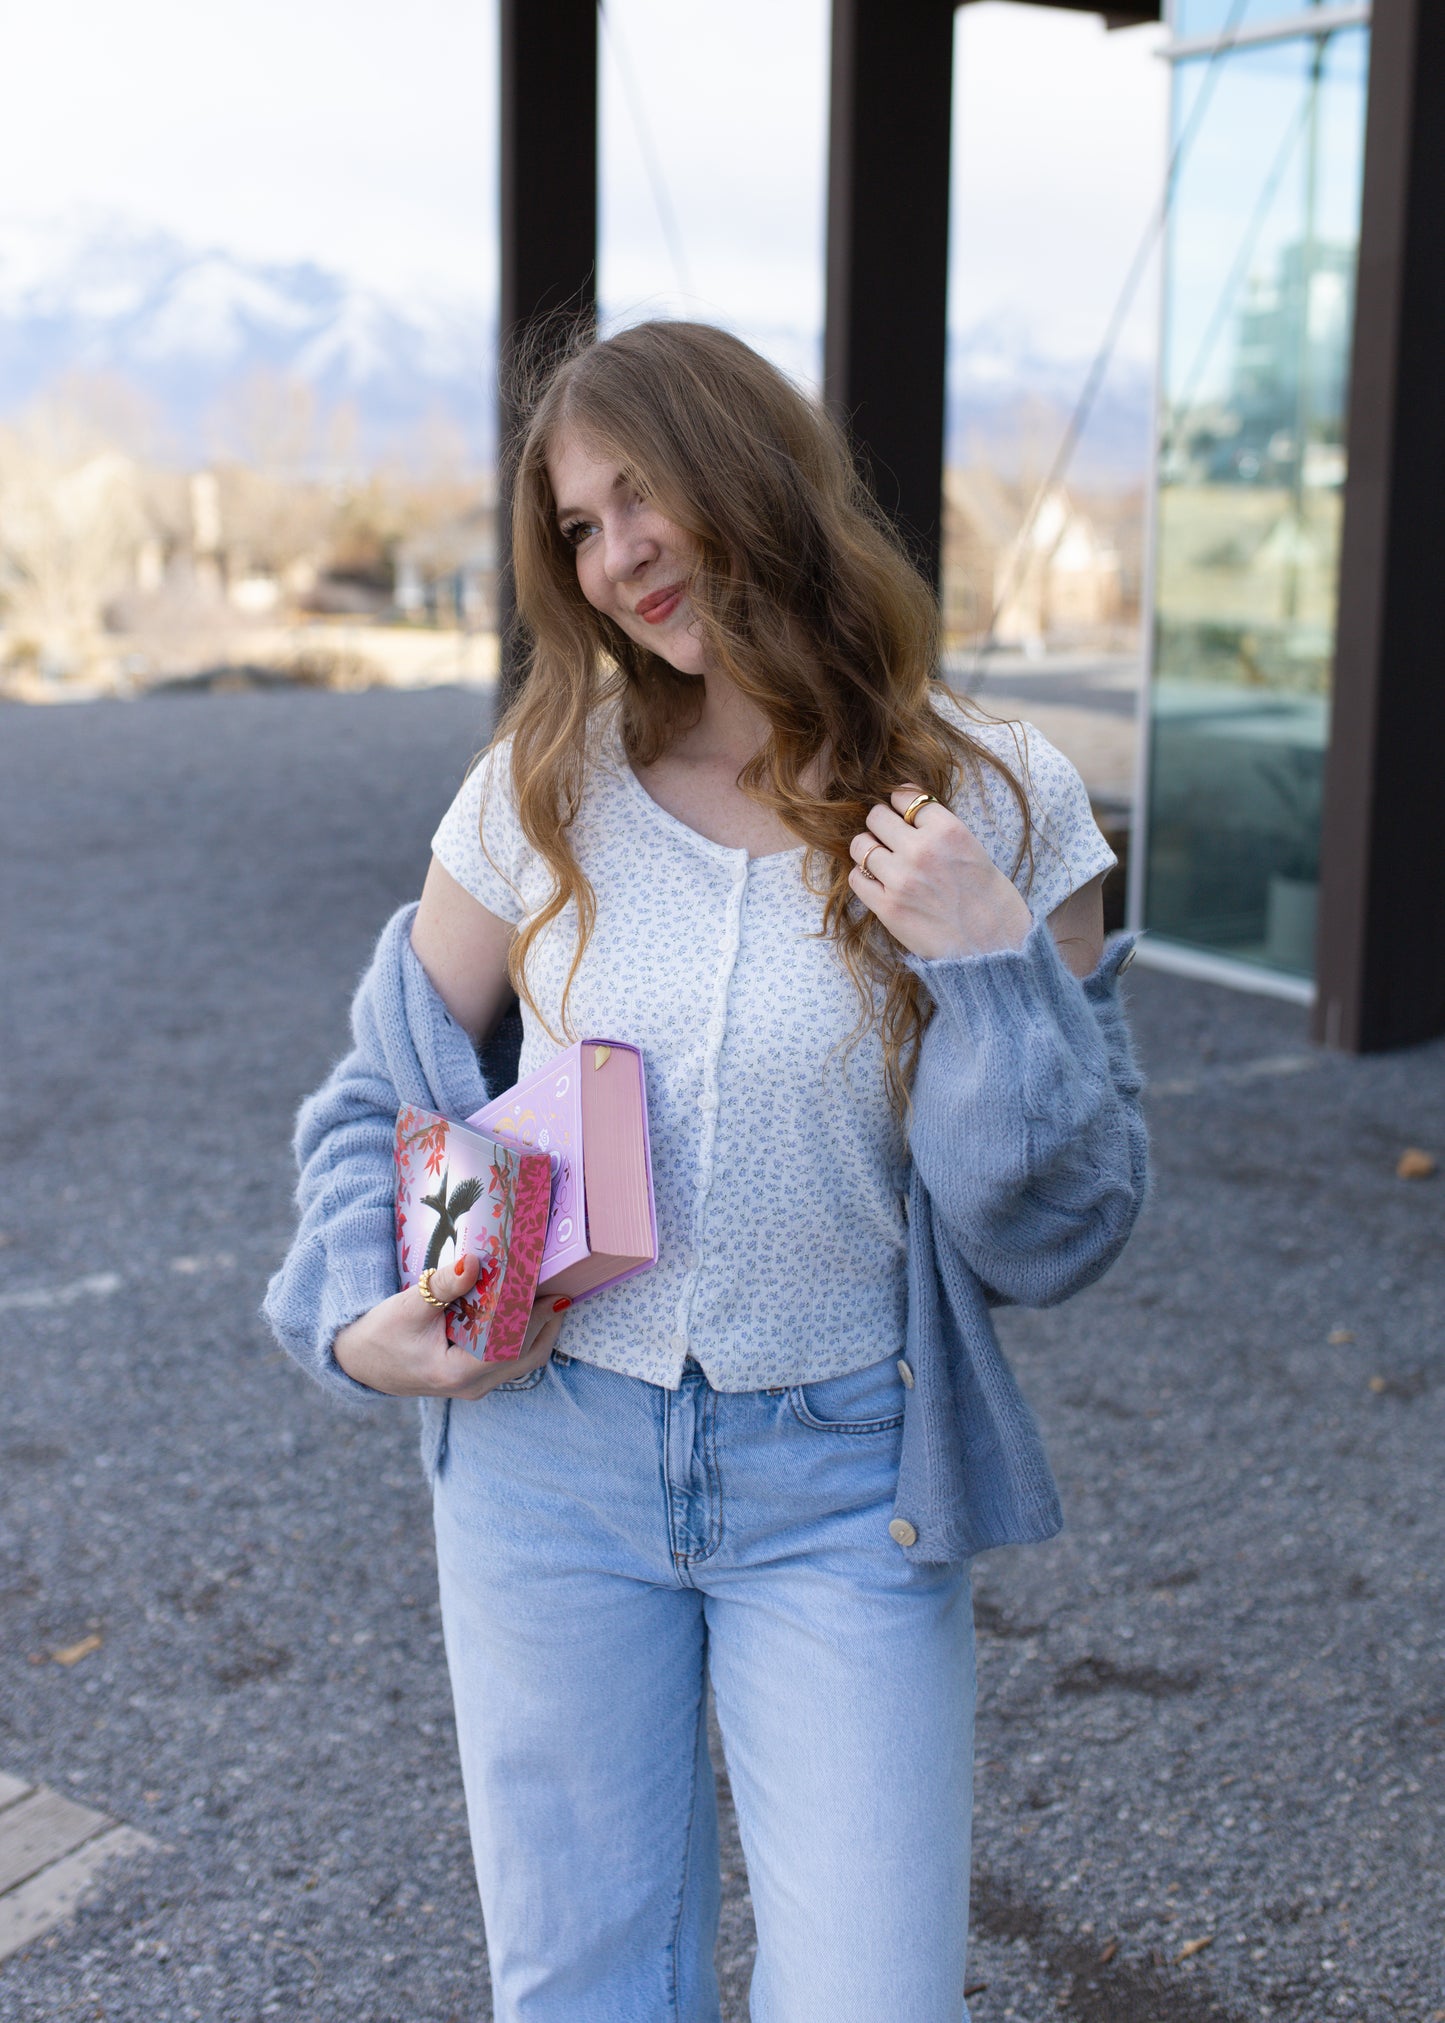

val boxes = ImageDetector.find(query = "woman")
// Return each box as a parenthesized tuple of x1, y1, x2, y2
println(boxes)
(265, 320, 1146, 2022)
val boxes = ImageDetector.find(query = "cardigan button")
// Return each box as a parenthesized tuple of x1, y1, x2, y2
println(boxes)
(888, 1518, 918, 1549)
(1118, 945, 1136, 973)
(896, 1358, 914, 1390)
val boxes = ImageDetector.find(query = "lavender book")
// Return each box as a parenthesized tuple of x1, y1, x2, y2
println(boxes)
(468, 1040, 658, 1301)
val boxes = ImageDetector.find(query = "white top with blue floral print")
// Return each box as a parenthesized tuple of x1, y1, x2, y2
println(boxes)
(431, 697, 1115, 1392)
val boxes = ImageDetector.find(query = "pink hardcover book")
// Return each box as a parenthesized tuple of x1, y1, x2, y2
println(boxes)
(467, 1040, 658, 1301)
(393, 1105, 553, 1363)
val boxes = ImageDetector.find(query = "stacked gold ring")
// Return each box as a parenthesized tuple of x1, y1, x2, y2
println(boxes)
(900, 792, 937, 827)
(416, 1267, 448, 1311)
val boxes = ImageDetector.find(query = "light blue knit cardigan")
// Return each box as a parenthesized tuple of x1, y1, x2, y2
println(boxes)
(263, 904, 1146, 1564)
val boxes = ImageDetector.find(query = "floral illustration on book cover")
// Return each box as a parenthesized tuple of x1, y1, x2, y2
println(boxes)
(394, 1106, 522, 1355)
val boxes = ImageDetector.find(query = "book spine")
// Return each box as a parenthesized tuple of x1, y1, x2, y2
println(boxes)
(479, 1149, 553, 1361)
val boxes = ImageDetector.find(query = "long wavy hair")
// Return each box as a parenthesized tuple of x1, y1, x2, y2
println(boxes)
(490, 318, 1030, 1106)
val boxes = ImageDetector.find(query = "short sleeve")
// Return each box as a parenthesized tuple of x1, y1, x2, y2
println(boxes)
(430, 737, 526, 925)
(944, 707, 1117, 919)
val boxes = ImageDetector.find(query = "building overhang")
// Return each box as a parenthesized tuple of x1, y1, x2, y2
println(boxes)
(958, 1, 1163, 23)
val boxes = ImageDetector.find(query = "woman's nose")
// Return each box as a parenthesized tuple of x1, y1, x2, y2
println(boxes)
(603, 522, 657, 583)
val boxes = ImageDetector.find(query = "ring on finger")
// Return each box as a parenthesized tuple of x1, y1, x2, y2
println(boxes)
(859, 841, 885, 883)
(900, 791, 937, 828)
(417, 1267, 448, 1311)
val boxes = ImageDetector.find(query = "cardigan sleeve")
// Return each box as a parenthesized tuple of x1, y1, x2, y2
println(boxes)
(262, 1048, 410, 1408)
(261, 904, 491, 1405)
(903, 919, 1147, 1307)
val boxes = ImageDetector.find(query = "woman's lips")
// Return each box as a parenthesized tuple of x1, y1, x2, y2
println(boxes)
(635, 584, 685, 624)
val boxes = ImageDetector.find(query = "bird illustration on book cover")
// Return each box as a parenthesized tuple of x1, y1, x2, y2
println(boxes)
(420, 1169, 487, 1272)
(394, 1106, 529, 1354)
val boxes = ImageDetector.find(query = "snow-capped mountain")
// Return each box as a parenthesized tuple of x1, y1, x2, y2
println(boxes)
(0, 212, 1152, 485)
(0, 212, 494, 461)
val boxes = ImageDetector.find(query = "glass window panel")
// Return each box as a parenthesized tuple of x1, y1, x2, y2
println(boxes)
(1144, 26, 1369, 975)
(1174, 0, 1340, 38)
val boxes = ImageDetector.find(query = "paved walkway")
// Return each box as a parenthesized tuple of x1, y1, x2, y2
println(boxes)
(0, 689, 1440, 2021)
(0, 1773, 154, 1966)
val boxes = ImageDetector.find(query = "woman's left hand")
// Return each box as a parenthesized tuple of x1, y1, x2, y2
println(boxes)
(847, 784, 1034, 963)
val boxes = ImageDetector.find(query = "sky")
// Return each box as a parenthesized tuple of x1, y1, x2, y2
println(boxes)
(950, 4, 1168, 364)
(0, 0, 1171, 379)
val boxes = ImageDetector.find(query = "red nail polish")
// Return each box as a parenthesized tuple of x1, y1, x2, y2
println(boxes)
(454, 1259, 468, 1276)
(552, 1297, 572, 1313)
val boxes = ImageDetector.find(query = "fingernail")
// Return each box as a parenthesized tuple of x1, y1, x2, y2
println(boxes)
(454, 1259, 468, 1276)
(552, 1298, 572, 1313)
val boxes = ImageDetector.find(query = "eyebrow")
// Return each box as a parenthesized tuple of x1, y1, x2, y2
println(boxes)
(553, 468, 630, 524)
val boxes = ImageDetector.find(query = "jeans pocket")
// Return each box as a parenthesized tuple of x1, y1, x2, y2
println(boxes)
(492, 1358, 549, 1393)
(789, 1355, 906, 1433)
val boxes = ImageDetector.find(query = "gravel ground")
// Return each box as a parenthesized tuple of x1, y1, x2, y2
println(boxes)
(0, 689, 1440, 2022)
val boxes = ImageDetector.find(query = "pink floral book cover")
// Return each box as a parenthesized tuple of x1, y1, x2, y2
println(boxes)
(393, 1105, 553, 1362)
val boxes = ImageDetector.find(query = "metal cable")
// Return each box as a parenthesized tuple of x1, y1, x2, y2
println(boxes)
(597, 0, 696, 302)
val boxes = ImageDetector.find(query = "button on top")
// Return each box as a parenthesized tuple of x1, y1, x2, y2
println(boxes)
(896, 1358, 915, 1390)
(1118, 945, 1136, 973)
(888, 1517, 918, 1549)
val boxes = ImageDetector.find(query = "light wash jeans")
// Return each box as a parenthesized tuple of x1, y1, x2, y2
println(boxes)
(432, 1350, 976, 2023)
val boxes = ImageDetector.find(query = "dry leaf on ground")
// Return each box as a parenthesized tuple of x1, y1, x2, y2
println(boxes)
(1098, 1938, 1119, 1965)
(1176, 1935, 1214, 1963)
(52, 1632, 103, 1666)
(1396, 1147, 1438, 1179)
(1328, 1328, 1355, 1345)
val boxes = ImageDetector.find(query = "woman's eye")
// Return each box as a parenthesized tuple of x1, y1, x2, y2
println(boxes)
(560, 520, 595, 549)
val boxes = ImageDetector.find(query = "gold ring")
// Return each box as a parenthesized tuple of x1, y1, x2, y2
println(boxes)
(860, 841, 884, 883)
(416, 1267, 448, 1312)
(900, 792, 937, 827)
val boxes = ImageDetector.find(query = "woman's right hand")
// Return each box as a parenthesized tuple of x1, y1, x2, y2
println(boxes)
(333, 1254, 571, 1399)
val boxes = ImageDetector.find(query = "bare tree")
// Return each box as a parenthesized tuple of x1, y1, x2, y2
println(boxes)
(0, 396, 151, 674)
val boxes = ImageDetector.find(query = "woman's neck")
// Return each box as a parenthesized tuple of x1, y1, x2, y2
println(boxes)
(666, 665, 770, 768)
(622, 666, 789, 854)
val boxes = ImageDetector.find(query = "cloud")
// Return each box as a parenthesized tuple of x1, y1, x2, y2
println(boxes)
(0, 0, 499, 296)
(0, 0, 1168, 378)
(949, 5, 1169, 364)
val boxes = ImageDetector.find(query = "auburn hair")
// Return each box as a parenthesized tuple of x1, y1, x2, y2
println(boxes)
(490, 318, 1030, 1107)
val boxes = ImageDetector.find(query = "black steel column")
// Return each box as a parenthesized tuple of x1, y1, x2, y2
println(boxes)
(1316, 0, 1445, 1051)
(497, 0, 597, 707)
(824, 0, 957, 589)
(823, 1, 1157, 591)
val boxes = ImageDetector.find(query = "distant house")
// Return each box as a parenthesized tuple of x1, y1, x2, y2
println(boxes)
(943, 468, 1122, 650)
(394, 500, 496, 628)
